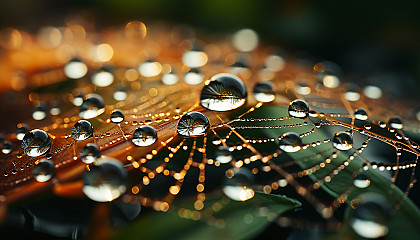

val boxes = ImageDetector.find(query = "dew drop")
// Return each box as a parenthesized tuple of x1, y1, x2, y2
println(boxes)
(162, 70, 179, 85)
(32, 103, 48, 120)
(350, 193, 390, 239)
(32, 159, 55, 182)
(388, 116, 403, 130)
(177, 111, 209, 137)
(16, 123, 29, 140)
(81, 143, 101, 164)
(138, 59, 162, 78)
(83, 157, 127, 202)
(253, 82, 275, 103)
(212, 135, 222, 145)
(182, 50, 208, 68)
(113, 86, 128, 101)
(49, 103, 61, 116)
(92, 66, 114, 87)
(332, 131, 353, 151)
(322, 74, 340, 88)
(2, 141, 12, 154)
(72, 93, 84, 106)
(215, 146, 233, 164)
(223, 168, 255, 201)
(295, 83, 311, 95)
(64, 58, 88, 79)
(79, 93, 105, 119)
(232, 29, 259, 52)
(354, 172, 370, 188)
(21, 129, 51, 157)
(344, 90, 360, 102)
(265, 55, 285, 72)
(364, 124, 372, 130)
(132, 125, 158, 147)
(72, 120, 94, 141)
(363, 85, 382, 99)
(354, 108, 368, 121)
(110, 109, 124, 123)
(279, 132, 302, 153)
(288, 99, 309, 118)
(200, 73, 247, 111)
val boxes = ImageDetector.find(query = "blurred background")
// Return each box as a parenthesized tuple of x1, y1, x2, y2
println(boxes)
(1, 0, 420, 100)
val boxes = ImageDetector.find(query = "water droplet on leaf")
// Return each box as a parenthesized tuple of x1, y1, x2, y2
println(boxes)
(288, 99, 309, 118)
(279, 132, 302, 153)
(253, 82, 275, 103)
(332, 131, 353, 151)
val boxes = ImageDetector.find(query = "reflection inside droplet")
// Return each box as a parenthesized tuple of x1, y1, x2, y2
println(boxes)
(223, 168, 255, 201)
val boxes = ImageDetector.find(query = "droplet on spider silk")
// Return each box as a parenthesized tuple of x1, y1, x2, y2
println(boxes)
(83, 157, 127, 202)
(354, 109, 368, 121)
(279, 132, 302, 153)
(288, 99, 309, 118)
(350, 193, 390, 239)
(64, 58, 88, 79)
(177, 111, 210, 137)
(49, 103, 61, 116)
(200, 73, 247, 111)
(162, 70, 179, 85)
(16, 123, 29, 140)
(110, 109, 124, 123)
(215, 146, 233, 164)
(138, 59, 162, 78)
(354, 172, 371, 189)
(81, 143, 101, 164)
(72, 120, 94, 141)
(92, 66, 114, 87)
(22, 129, 51, 157)
(113, 85, 128, 101)
(388, 116, 403, 130)
(2, 141, 12, 154)
(182, 50, 208, 68)
(79, 93, 105, 119)
(32, 103, 48, 120)
(33, 159, 55, 182)
(184, 68, 203, 85)
(332, 131, 353, 151)
(232, 29, 259, 52)
(253, 82, 275, 103)
(223, 167, 255, 201)
(132, 125, 158, 147)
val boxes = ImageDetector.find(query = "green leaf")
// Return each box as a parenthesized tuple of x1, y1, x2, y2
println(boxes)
(112, 192, 301, 240)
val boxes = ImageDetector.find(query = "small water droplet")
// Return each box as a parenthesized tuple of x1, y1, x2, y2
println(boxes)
(232, 29, 259, 52)
(81, 143, 101, 164)
(184, 68, 203, 85)
(83, 157, 127, 202)
(265, 55, 285, 72)
(379, 122, 387, 128)
(113, 85, 128, 101)
(138, 59, 162, 77)
(132, 125, 158, 147)
(332, 131, 353, 151)
(364, 124, 372, 130)
(212, 135, 222, 145)
(64, 58, 88, 79)
(295, 83, 311, 95)
(279, 132, 302, 153)
(182, 50, 208, 68)
(21, 129, 51, 157)
(49, 103, 61, 116)
(177, 111, 210, 137)
(33, 159, 55, 182)
(253, 82, 275, 103)
(354, 173, 370, 188)
(79, 93, 105, 119)
(200, 73, 247, 111)
(72, 120, 94, 141)
(2, 141, 12, 154)
(223, 168, 255, 201)
(32, 103, 48, 120)
(16, 123, 29, 140)
(72, 93, 84, 107)
(92, 66, 114, 87)
(110, 109, 124, 123)
(354, 109, 368, 120)
(215, 146, 233, 164)
(288, 99, 309, 118)
(388, 116, 403, 130)
(363, 85, 382, 99)
(162, 70, 179, 85)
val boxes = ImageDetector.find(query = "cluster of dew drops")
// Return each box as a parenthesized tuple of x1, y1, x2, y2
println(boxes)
(1, 23, 420, 238)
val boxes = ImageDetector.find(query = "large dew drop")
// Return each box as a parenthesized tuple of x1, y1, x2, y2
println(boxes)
(279, 132, 302, 153)
(92, 66, 114, 87)
(288, 99, 309, 118)
(110, 109, 124, 123)
(350, 193, 390, 239)
(253, 82, 275, 103)
(22, 129, 51, 157)
(72, 120, 94, 141)
(332, 131, 353, 151)
(64, 58, 88, 79)
(177, 111, 210, 137)
(132, 125, 158, 147)
(81, 143, 101, 164)
(200, 73, 247, 111)
(79, 94, 105, 119)
(32, 159, 55, 182)
(83, 157, 127, 202)
(223, 168, 255, 201)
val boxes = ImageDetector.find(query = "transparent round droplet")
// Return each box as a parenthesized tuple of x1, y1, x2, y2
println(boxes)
(288, 99, 309, 118)
(83, 157, 127, 202)
(295, 83, 311, 95)
(81, 143, 101, 164)
(32, 159, 55, 182)
(223, 168, 255, 201)
(215, 146, 233, 164)
(49, 103, 61, 116)
(253, 82, 275, 103)
(92, 66, 114, 87)
(322, 74, 340, 88)
(72, 93, 84, 106)
(32, 103, 48, 120)
(113, 86, 128, 101)
(232, 29, 259, 52)
(72, 120, 94, 141)
(344, 90, 360, 102)
(354, 109, 368, 120)
(16, 123, 29, 140)
(182, 50, 208, 68)
(184, 68, 203, 85)
(138, 59, 162, 78)
(354, 172, 370, 188)
(363, 85, 382, 99)
(2, 141, 12, 154)
(332, 131, 353, 151)
(200, 73, 247, 111)
(388, 116, 403, 130)
(350, 193, 390, 239)
(110, 109, 124, 123)
(131, 126, 157, 147)
(212, 135, 222, 145)
(279, 132, 302, 153)
(21, 129, 51, 157)
(64, 58, 88, 79)
(162, 71, 179, 85)
(79, 93, 105, 119)
(265, 55, 285, 72)
(177, 111, 210, 137)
